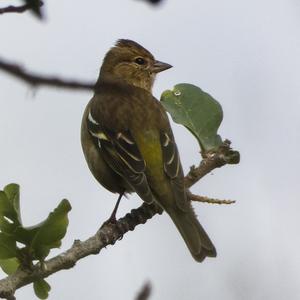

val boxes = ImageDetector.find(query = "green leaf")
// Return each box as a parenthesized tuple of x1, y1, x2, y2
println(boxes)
(0, 184, 72, 265)
(18, 199, 71, 260)
(3, 183, 22, 226)
(31, 199, 71, 245)
(0, 191, 11, 215)
(0, 192, 16, 234)
(14, 226, 39, 245)
(161, 83, 223, 152)
(0, 258, 19, 275)
(33, 279, 51, 299)
(0, 233, 17, 259)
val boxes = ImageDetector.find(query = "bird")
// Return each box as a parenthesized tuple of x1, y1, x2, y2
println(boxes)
(81, 39, 216, 262)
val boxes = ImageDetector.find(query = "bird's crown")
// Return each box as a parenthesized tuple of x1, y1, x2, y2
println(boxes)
(114, 39, 154, 59)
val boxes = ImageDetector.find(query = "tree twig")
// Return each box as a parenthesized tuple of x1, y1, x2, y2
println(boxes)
(0, 58, 95, 90)
(184, 140, 240, 188)
(0, 140, 237, 299)
(187, 191, 235, 205)
(0, 1, 43, 15)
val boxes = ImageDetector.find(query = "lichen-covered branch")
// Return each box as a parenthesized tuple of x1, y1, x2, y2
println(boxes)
(0, 203, 161, 299)
(0, 141, 238, 299)
(0, 141, 236, 298)
(0, 58, 95, 91)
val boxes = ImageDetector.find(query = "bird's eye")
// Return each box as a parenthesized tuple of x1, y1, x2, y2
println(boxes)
(135, 57, 146, 65)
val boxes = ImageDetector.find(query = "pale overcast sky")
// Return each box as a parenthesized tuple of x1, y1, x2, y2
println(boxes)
(0, 0, 300, 299)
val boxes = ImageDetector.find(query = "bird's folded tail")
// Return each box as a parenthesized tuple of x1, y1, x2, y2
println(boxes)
(166, 205, 217, 262)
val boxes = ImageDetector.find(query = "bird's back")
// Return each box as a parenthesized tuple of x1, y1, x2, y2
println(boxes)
(93, 81, 182, 206)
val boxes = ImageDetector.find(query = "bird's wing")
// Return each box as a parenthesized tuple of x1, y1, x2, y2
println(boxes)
(86, 108, 155, 203)
(160, 131, 187, 212)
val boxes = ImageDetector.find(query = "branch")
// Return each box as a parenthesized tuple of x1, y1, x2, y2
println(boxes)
(184, 139, 240, 188)
(0, 58, 95, 90)
(0, 203, 162, 299)
(135, 282, 151, 300)
(0, 1, 43, 15)
(142, 0, 163, 4)
(0, 140, 238, 299)
(187, 191, 235, 205)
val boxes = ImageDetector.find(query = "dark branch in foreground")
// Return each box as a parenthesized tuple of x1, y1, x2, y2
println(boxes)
(0, 140, 237, 299)
(142, 0, 163, 4)
(0, 58, 95, 90)
(0, 1, 43, 15)
(135, 282, 151, 300)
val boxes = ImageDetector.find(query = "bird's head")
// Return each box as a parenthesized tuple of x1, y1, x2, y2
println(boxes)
(99, 39, 172, 91)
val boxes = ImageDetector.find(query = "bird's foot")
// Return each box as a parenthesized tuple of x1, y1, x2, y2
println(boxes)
(101, 215, 117, 228)
(100, 192, 124, 228)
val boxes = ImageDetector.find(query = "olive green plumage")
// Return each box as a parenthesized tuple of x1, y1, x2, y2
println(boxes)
(81, 39, 216, 262)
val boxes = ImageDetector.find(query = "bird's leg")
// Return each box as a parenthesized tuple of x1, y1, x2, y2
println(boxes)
(108, 193, 123, 223)
(102, 193, 123, 225)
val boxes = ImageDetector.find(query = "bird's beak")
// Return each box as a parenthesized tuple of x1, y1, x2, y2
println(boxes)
(152, 60, 173, 73)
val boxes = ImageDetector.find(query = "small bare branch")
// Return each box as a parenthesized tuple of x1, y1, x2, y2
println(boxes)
(0, 1, 43, 15)
(187, 191, 235, 205)
(0, 58, 95, 90)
